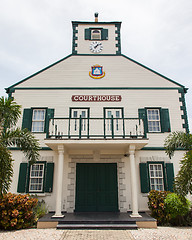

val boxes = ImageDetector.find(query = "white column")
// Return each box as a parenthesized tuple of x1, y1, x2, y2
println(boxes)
(129, 144, 141, 217)
(52, 145, 64, 218)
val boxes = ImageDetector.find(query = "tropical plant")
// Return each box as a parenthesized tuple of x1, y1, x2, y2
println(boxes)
(0, 193, 38, 230)
(148, 190, 171, 225)
(165, 193, 190, 219)
(164, 131, 192, 197)
(33, 199, 48, 224)
(0, 97, 40, 195)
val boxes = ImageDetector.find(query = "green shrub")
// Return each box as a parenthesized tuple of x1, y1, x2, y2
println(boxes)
(165, 193, 191, 219)
(0, 193, 38, 230)
(33, 199, 48, 225)
(148, 190, 171, 225)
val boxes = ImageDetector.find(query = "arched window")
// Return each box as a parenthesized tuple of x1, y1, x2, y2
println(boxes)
(91, 29, 101, 40)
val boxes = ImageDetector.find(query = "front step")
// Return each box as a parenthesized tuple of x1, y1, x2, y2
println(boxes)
(57, 223, 137, 229)
(57, 221, 138, 229)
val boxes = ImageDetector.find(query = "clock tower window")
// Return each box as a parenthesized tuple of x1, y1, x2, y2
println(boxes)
(85, 28, 108, 40)
(91, 29, 101, 40)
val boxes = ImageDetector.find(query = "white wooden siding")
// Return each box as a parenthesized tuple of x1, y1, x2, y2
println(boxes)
(14, 88, 184, 148)
(16, 56, 181, 88)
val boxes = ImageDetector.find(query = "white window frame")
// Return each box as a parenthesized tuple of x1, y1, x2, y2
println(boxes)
(147, 109, 161, 132)
(105, 108, 123, 132)
(29, 163, 45, 192)
(32, 109, 46, 133)
(149, 163, 164, 191)
(91, 29, 101, 40)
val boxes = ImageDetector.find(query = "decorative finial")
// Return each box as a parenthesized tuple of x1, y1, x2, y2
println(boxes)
(95, 12, 98, 22)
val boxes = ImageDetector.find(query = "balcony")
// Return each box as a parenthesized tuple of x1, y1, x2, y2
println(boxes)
(46, 117, 146, 140)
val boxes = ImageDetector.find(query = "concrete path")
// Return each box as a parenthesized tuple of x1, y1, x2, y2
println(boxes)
(1, 227, 192, 240)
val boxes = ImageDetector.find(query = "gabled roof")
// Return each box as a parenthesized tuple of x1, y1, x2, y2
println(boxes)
(6, 53, 187, 94)
(121, 54, 186, 90)
(6, 54, 73, 93)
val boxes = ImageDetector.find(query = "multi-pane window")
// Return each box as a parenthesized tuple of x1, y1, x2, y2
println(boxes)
(149, 164, 164, 191)
(105, 108, 123, 134)
(147, 109, 161, 132)
(32, 109, 45, 132)
(71, 108, 89, 134)
(29, 164, 44, 192)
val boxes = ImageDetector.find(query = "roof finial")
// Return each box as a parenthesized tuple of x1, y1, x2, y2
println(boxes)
(95, 12, 98, 22)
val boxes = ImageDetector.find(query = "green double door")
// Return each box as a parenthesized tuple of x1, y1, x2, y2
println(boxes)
(75, 163, 118, 212)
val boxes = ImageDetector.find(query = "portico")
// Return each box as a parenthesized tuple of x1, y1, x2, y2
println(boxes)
(46, 139, 148, 218)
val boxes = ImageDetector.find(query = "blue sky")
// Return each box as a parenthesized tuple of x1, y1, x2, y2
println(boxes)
(0, 0, 191, 130)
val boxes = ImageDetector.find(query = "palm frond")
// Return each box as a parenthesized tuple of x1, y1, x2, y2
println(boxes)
(2, 128, 40, 164)
(0, 143, 13, 195)
(0, 97, 21, 129)
(174, 151, 192, 196)
(164, 131, 192, 158)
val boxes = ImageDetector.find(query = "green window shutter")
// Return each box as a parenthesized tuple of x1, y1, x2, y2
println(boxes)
(17, 163, 28, 193)
(160, 109, 171, 132)
(85, 28, 91, 40)
(44, 108, 55, 133)
(45, 162, 54, 193)
(101, 29, 108, 40)
(22, 109, 32, 131)
(165, 163, 174, 192)
(138, 108, 148, 134)
(139, 163, 150, 193)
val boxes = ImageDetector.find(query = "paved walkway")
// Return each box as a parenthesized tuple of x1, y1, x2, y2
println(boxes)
(1, 227, 192, 240)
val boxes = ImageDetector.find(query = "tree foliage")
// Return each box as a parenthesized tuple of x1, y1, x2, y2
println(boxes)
(174, 151, 192, 196)
(164, 131, 192, 158)
(0, 97, 40, 195)
(165, 193, 190, 219)
(164, 131, 192, 197)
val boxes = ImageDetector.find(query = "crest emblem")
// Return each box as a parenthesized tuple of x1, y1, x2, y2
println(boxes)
(89, 65, 105, 79)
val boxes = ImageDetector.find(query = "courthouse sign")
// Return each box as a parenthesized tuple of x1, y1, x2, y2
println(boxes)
(72, 95, 122, 102)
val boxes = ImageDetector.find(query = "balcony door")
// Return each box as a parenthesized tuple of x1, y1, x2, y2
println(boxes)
(104, 108, 124, 138)
(70, 108, 89, 138)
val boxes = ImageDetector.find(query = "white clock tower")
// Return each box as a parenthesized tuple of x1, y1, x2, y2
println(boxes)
(72, 13, 121, 55)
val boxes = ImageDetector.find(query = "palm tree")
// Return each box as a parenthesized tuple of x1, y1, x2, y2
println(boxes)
(0, 97, 40, 195)
(164, 131, 192, 197)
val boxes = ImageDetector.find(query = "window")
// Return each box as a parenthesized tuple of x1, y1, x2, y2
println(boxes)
(104, 108, 123, 137)
(139, 162, 174, 193)
(106, 110, 121, 131)
(32, 109, 46, 132)
(91, 29, 101, 40)
(147, 109, 161, 132)
(138, 108, 171, 134)
(85, 28, 108, 40)
(149, 164, 164, 191)
(29, 164, 44, 192)
(22, 108, 54, 133)
(17, 162, 54, 193)
(70, 108, 89, 137)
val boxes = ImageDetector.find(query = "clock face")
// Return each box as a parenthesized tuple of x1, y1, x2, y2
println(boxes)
(90, 41, 103, 53)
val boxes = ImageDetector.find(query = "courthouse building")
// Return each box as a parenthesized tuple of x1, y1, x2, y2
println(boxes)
(7, 14, 189, 223)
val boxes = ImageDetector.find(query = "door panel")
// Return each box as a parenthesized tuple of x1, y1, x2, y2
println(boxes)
(70, 109, 89, 137)
(75, 163, 118, 212)
(75, 164, 97, 211)
(105, 109, 123, 137)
